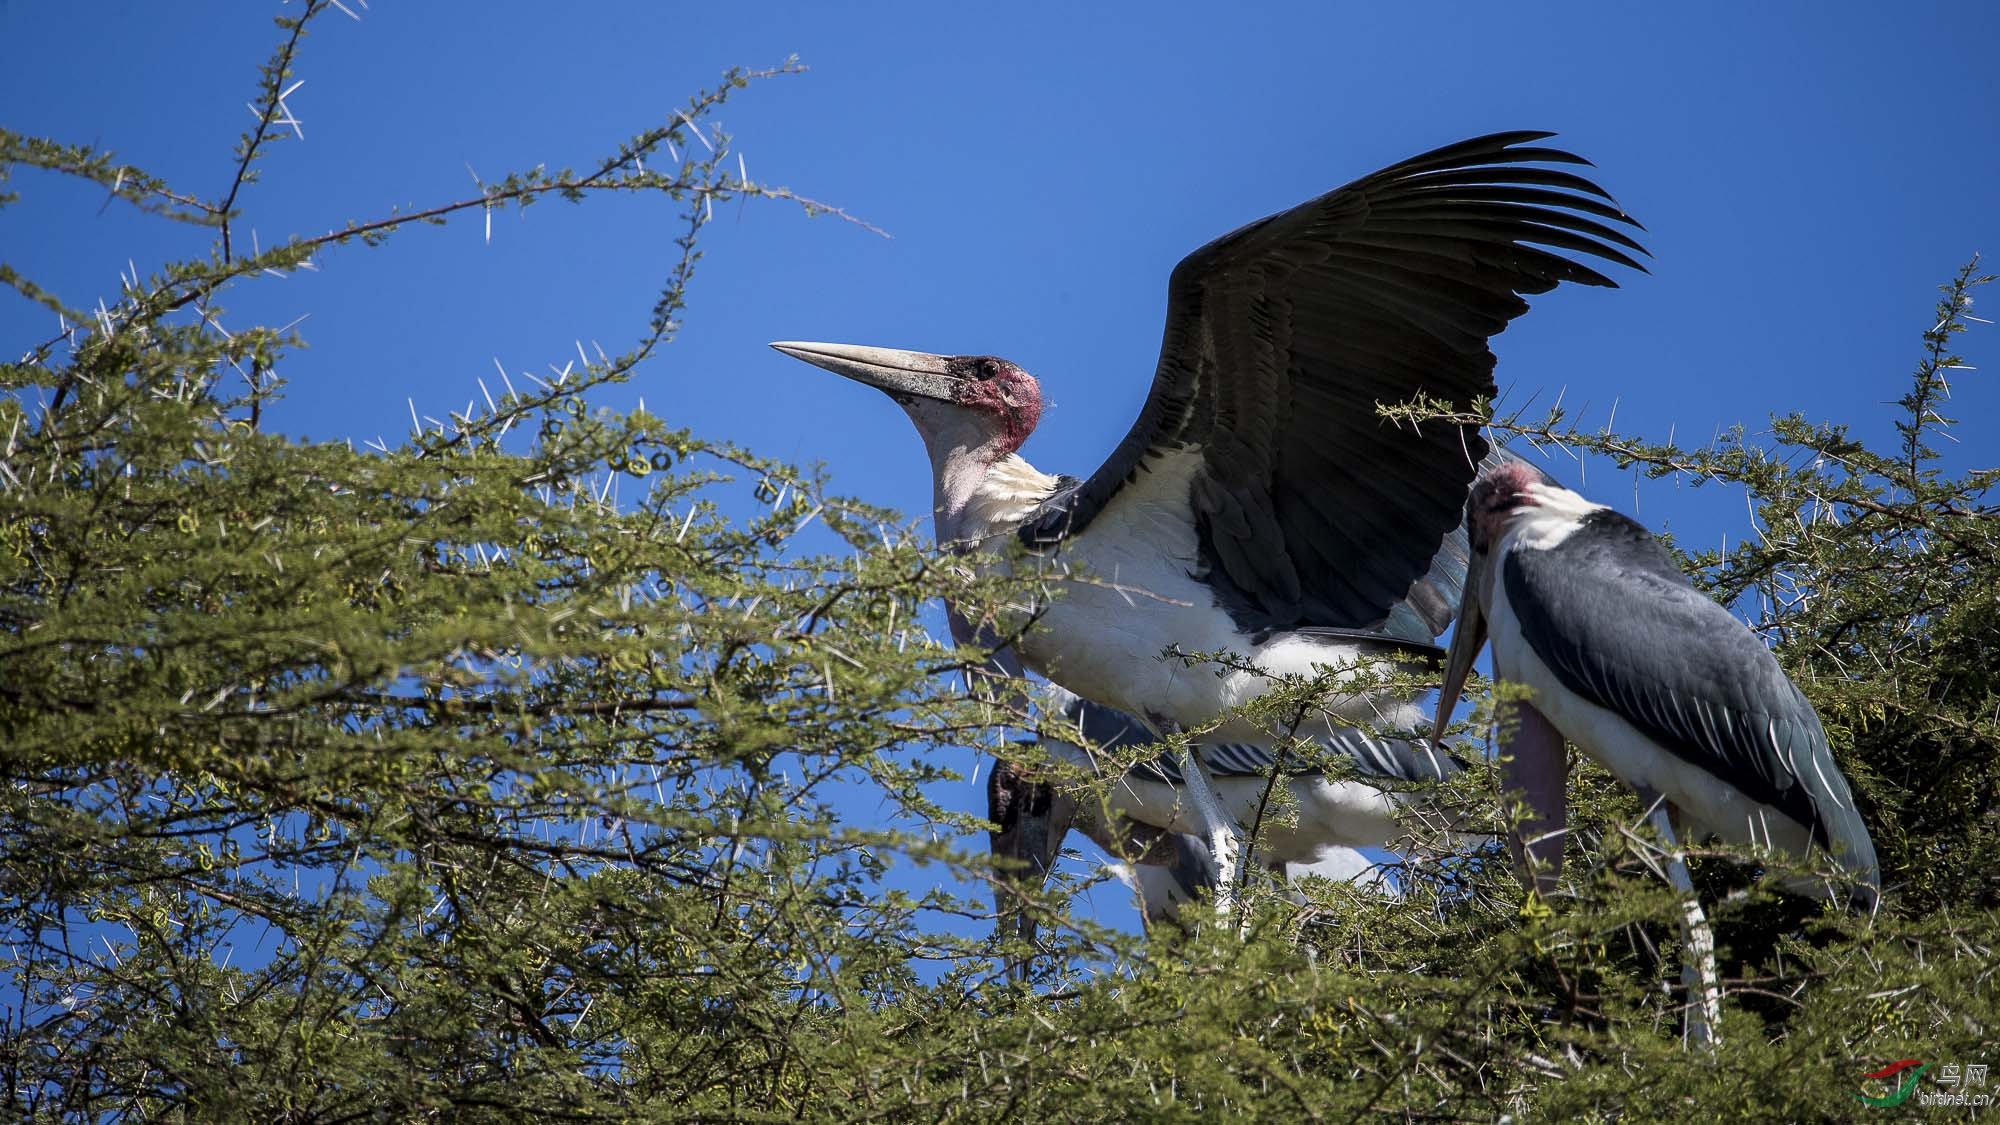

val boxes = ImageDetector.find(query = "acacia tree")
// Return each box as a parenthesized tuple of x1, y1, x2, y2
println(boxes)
(0, 7, 1095, 1118)
(4, 7, 1997, 1120)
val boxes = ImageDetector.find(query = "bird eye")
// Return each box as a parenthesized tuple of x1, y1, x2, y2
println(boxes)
(976, 358, 1001, 381)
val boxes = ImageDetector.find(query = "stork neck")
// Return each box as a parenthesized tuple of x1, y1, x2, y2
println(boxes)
(933, 452, 1061, 545)
(1495, 490, 1607, 558)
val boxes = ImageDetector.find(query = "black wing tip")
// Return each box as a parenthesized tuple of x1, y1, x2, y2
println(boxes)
(1392, 129, 1640, 232)
(1498, 144, 1595, 168)
(1453, 129, 1568, 154)
(1485, 131, 1604, 173)
(1516, 221, 1651, 272)
(1495, 129, 1560, 142)
(1403, 130, 1592, 169)
(1376, 131, 1649, 276)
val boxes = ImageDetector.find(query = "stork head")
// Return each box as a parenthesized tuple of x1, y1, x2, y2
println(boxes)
(986, 757, 1074, 881)
(1468, 460, 1574, 550)
(1433, 460, 1564, 744)
(770, 341, 1043, 462)
(986, 757, 1075, 977)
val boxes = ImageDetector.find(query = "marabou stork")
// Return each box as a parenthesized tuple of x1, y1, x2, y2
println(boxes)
(1434, 460, 1879, 1046)
(1007, 683, 1462, 889)
(991, 686, 1452, 942)
(774, 131, 1646, 899)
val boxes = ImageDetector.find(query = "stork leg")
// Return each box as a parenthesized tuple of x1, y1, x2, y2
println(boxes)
(1636, 786, 1721, 1049)
(1171, 740, 1248, 916)
(1499, 701, 1568, 894)
(1135, 714, 1249, 917)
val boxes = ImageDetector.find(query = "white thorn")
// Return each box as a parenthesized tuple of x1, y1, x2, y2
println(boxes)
(677, 111, 713, 152)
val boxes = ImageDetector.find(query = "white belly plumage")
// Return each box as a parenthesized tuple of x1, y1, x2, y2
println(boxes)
(993, 454, 1427, 741)
(1120, 772, 1410, 862)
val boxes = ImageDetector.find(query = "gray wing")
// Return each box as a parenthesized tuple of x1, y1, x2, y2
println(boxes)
(1504, 509, 1877, 883)
(1020, 132, 1645, 641)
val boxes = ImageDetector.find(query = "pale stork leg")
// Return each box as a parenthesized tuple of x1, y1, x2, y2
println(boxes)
(1637, 786, 1721, 1049)
(1172, 740, 1248, 916)
(1138, 715, 1249, 918)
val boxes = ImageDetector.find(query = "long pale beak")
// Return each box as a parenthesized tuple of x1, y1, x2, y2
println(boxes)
(769, 341, 961, 403)
(1433, 551, 1491, 746)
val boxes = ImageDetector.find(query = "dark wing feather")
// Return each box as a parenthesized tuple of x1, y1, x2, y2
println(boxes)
(1503, 510, 1877, 881)
(1021, 131, 1645, 639)
(1133, 725, 1459, 786)
(1053, 688, 1459, 786)
(1063, 689, 1160, 754)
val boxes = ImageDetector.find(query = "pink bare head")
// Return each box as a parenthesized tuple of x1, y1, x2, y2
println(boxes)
(1465, 460, 1559, 551)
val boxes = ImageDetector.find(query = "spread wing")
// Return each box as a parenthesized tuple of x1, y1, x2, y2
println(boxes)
(1021, 131, 1646, 639)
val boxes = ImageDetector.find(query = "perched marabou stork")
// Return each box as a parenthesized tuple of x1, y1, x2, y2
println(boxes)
(774, 131, 1646, 897)
(1434, 460, 1879, 1045)
(1012, 683, 1462, 884)
(986, 685, 1456, 948)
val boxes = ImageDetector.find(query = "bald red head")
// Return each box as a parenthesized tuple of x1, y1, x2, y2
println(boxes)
(1465, 460, 1558, 551)
(950, 356, 1043, 455)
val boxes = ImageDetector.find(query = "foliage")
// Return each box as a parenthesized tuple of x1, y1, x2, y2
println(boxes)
(4, 6, 1996, 1120)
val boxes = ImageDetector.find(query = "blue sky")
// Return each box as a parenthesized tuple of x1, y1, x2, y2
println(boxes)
(4, 2, 1996, 930)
